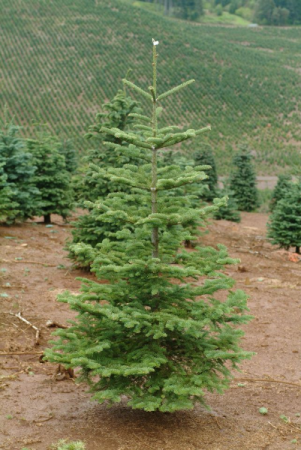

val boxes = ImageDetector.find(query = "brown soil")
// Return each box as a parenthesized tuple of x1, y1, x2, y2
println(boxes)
(0, 213, 300, 450)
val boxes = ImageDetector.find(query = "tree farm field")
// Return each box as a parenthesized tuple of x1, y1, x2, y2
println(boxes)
(0, 212, 300, 450)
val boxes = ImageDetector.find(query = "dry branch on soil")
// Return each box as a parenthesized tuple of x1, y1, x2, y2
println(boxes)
(235, 378, 301, 388)
(9, 311, 41, 345)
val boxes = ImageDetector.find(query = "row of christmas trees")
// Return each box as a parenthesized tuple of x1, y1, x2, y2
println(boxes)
(1, 91, 298, 258)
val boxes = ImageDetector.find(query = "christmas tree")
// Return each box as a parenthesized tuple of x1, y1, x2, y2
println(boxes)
(67, 89, 145, 267)
(193, 144, 218, 201)
(267, 181, 301, 253)
(0, 118, 39, 223)
(269, 173, 292, 212)
(60, 139, 78, 175)
(46, 40, 252, 412)
(75, 88, 142, 204)
(0, 164, 17, 222)
(229, 145, 258, 212)
(26, 129, 73, 224)
(214, 189, 241, 223)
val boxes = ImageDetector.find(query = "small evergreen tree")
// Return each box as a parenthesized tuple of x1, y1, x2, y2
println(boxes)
(27, 130, 73, 224)
(75, 89, 142, 204)
(0, 119, 39, 223)
(46, 40, 252, 412)
(0, 164, 18, 222)
(267, 181, 301, 253)
(229, 145, 258, 212)
(269, 173, 292, 212)
(67, 89, 146, 267)
(193, 144, 218, 201)
(214, 189, 241, 223)
(60, 139, 78, 175)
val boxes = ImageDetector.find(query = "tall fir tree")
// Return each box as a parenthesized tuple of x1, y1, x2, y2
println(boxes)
(46, 40, 252, 412)
(0, 119, 39, 223)
(267, 181, 301, 253)
(229, 145, 258, 212)
(269, 173, 292, 212)
(193, 144, 218, 201)
(26, 130, 73, 224)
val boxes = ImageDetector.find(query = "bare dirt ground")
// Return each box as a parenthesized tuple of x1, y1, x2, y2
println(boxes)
(0, 212, 300, 450)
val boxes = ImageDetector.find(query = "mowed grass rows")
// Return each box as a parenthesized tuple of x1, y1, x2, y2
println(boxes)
(1, 0, 301, 173)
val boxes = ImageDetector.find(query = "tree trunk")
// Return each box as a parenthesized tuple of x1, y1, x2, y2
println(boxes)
(296, 246, 300, 254)
(44, 214, 51, 224)
(151, 43, 159, 259)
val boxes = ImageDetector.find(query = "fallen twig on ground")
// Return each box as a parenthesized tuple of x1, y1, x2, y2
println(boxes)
(33, 414, 54, 423)
(0, 351, 44, 356)
(9, 312, 41, 345)
(235, 377, 301, 388)
(1, 258, 57, 267)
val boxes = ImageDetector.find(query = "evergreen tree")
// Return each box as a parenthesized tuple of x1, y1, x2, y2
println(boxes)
(193, 144, 218, 201)
(175, 0, 204, 20)
(254, 0, 275, 24)
(267, 181, 301, 253)
(0, 164, 18, 223)
(269, 173, 292, 212)
(46, 40, 252, 412)
(75, 89, 142, 204)
(214, 188, 241, 223)
(67, 89, 146, 267)
(254, 0, 301, 24)
(60, 139, 78, 175)
(0, 119, 39, 223)
(27, 130, 73, 224)
(229, 145, 258, 212)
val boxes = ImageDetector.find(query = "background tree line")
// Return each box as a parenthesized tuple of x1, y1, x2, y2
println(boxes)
(140, 0, 204, 20)
(140, 0, 301, 24)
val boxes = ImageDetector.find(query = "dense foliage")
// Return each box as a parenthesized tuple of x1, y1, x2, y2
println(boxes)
(229, 146, 258, 212)
(214, 189, 241, 222)
(27, 131, 73, 224)
(46, 42, 252, 413)
(75, 89, 141, 204)
(67, 90, 143, 267)
(254, 0, 301, 25)
(269, 173, 292, 212)
(193, 145, 217, 201)
(140, 0, 204, 20)
(1, 0, 301, 174)
(0, 121, 39, 223)
(0, 166, 16, 223)
(267, 181, 301, 253)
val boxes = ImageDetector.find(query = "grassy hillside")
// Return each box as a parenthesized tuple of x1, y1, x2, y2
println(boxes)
(1, 0, 301, 173)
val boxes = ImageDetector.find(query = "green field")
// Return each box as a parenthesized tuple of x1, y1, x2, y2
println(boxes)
(1, 0, 301, 173)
